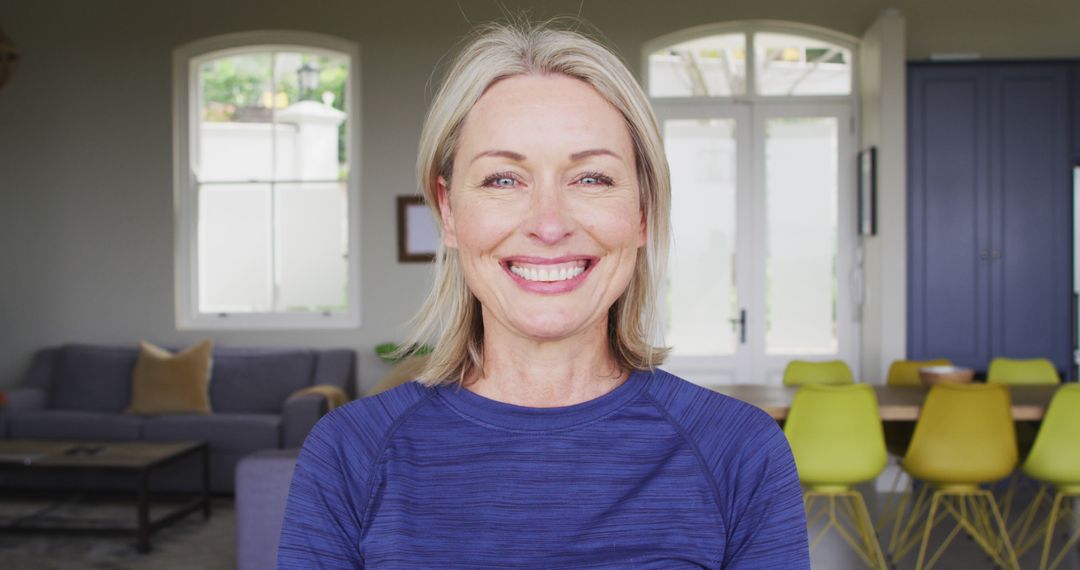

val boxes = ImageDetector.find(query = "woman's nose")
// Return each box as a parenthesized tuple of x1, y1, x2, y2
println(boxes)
(524, 182, 574, 245)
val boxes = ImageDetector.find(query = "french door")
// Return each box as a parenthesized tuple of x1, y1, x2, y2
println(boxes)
(658, 101, 858, 385)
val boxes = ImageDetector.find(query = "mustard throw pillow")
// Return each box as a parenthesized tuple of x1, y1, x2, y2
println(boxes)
(127, 339, 213, 415)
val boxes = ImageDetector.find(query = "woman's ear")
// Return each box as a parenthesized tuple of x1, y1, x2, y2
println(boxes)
(437, 176, 458, 248)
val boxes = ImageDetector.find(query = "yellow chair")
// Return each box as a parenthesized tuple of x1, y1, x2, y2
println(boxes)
(785, 384, 888, 569)
(987, 357, 1059, 385)
(987, 357, 1057, 517)
(888, 383, 1019, 570)
(1009, 385, 1080, 569)
(875, 359, 952, 531)
(886, 359, 953, 388)
(782, 360, 855, 387)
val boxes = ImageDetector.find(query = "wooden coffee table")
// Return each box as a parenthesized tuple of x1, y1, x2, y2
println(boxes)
(0, 439, 210, 553)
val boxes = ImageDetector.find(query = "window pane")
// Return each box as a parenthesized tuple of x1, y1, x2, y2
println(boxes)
(191, 45, 354, 322)
(275, 182, 349, 311)
(198, 184, 273, 312)
(664, 119, 738, 355)
(272, 52, 349, 182)
(754, 33, 851, 96)
(648, 34, 747, 97)
(764, 117, 838, 353)
(198, 53, 275, 182)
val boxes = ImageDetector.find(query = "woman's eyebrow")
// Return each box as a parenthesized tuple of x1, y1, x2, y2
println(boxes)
(471, 149, 526, 164)
(569, 148, 620, 161)
(470, 148, 622, 165)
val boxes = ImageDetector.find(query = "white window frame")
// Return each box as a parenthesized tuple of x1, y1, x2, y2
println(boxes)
(643, 19, 859, 105)
(645, 21, 862, 385)
(172, 31, 362, 330)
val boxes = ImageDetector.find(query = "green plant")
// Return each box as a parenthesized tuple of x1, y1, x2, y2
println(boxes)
(375, 342, 433, 363)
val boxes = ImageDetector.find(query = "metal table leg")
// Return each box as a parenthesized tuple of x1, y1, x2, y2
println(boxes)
(201, 443, 211, 519)
(136, 471, 151, 553)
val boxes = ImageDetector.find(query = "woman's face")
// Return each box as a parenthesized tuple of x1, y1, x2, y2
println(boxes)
(438, 73, 645, 344)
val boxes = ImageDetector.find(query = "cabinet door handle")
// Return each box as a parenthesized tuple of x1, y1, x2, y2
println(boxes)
(979, 250, 989, 260)
(991, 250, 1001, 260)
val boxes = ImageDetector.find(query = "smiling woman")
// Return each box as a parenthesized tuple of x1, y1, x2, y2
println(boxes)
(278, 18, 810, 569)
(438, 74, 647, 386)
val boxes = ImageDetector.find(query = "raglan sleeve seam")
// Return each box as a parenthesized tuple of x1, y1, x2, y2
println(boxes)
(642, 391, 732, 547)
(276, 387, 435, 569)
(719, 412, 810, 569)
(357, 390, 438, 520)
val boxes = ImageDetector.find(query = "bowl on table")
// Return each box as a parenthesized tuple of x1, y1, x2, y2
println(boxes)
(919, 365, 974, 386)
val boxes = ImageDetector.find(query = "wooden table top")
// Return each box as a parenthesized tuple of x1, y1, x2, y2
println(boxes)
(0, 440, 204, 469)
(706, 384, 1061, 421)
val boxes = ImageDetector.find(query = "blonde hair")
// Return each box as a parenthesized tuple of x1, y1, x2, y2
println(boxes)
(404, 18, 671, 387)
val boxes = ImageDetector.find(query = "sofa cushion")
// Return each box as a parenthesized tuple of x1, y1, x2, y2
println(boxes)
(142, 414, 281, 451)
(210, 351, 315, 414)
(127, 340, 213, 415)
(313, 349, 357, 398)
(8, 411, 143, 441)
(51, 345, 137, 413)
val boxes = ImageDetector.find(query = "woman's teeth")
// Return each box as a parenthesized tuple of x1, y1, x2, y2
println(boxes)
(509, 264, 586, 282)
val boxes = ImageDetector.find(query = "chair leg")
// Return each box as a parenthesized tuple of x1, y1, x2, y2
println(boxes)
(907, 489, 1019, 570)
(984, 490, 1021, 570)
(875, 464, 906, 532)
(1040, 492, 1080, 570)
(922, 495, 967, 570)
(1040, 493, 1062, 570)
(887, 480, 912, 554)
(998, 470, 1021, 523)
(915, 491, 942, 570)
(807, 495, 834, 553)
(890, 481, 918, 556)
(942, 491, 1018, 569)
(892, 483, 937, 563)
(1012, 485, 1051, 557)
(848, 492, 888, 570)
(804, 489, 888, 569)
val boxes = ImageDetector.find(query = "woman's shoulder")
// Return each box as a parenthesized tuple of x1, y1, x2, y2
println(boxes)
(300, 380, 435, 463)
(642, 369, 788, 463)
(643, 369, 778, 432)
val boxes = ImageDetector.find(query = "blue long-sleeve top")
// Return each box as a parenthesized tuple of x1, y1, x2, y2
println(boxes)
(277, 368, 809, 568)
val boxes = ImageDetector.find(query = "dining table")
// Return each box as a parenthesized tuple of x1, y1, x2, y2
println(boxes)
(706, 384, 1061, 421)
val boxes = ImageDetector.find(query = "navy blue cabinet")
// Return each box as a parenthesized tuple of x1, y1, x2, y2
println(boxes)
(1072, 64, 1080, 164)
(907, 63, 1073, 375)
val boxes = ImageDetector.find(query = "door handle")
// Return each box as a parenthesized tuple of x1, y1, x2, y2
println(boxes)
(729, 309, 747, 345)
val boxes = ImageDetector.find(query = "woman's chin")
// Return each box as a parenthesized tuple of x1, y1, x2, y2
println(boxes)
(504, 314, 595, 343)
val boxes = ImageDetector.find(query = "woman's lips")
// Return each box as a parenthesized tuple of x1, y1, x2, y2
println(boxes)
(501, 256, 597, 293)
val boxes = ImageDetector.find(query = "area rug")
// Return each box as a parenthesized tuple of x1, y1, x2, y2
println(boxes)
(0, 497, 235, 569)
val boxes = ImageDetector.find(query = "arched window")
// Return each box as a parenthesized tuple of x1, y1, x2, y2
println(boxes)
(646, 23, 854, 98)
(173, 32, 360, 329)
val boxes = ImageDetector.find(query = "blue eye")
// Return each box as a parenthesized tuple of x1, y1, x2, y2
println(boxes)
(578, 172, 614, 186)
(482, 172, 519, 188)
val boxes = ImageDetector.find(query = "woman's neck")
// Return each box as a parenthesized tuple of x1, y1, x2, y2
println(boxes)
(464, 314, 627, 408)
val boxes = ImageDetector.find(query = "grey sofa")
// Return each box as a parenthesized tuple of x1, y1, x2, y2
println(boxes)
(0, 344, 355, 493)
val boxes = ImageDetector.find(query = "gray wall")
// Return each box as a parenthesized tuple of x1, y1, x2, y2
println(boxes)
(1, 0, 1079, 391)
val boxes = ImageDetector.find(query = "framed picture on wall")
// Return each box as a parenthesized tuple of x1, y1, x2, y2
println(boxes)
(397, 196, 438, 262)
(858, 146, 877, 236)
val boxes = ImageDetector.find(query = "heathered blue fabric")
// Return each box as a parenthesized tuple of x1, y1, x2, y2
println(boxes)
(277, 368, 809, 569)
